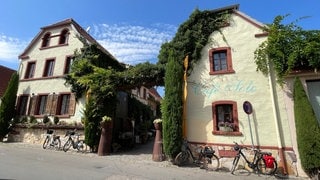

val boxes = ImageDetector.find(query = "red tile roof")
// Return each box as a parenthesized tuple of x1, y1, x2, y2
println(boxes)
(0, 65, 16, 97)
(148, 87, 162, 101)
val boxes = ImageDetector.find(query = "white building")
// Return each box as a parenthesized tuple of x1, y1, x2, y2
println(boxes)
(16, 18, 117, 123)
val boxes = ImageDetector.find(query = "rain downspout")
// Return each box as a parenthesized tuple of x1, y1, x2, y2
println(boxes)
(268, 61, 288, 175)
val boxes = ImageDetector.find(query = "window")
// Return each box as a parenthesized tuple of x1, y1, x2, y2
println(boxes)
(43, 59, 55, 77)
(57, 94, 71, 115)
(59, 29, 69, 44)
(24, 62, 36, 79)
(36, 95, 48, 115)
(63, 56, 73, 74)
(212, 101, 241, 135)
(17, 95, 29, 115)
(209, 47, 235, 75)
(41, 32, 51, 48)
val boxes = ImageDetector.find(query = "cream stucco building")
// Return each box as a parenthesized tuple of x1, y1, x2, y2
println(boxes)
(16, 19, 118, 123)
(184, 5, 319, 177)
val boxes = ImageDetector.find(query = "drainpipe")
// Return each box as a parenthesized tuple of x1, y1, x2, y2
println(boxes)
(268, 62, 288, 175)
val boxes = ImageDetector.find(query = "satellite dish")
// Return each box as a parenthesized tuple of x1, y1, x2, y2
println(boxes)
(86, 26, 91, 33)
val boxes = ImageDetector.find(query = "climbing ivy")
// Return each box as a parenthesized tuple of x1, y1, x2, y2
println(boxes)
(158, 8, 231, 73)
(254, 15, 320, 84)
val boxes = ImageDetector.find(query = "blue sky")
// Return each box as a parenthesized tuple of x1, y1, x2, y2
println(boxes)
(1, 0, 320, 96)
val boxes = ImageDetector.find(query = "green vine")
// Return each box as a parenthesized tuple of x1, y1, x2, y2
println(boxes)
(158, 8, 231, 73)
(254, 15, 320, 84)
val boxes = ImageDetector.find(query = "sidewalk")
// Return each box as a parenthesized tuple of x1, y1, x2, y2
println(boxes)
(1, 140, 305, 179)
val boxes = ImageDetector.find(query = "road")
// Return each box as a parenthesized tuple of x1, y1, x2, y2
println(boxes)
(0, 142, 291, 180)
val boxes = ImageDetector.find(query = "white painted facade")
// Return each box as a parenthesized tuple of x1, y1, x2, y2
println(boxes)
(16, 19, 113, 124)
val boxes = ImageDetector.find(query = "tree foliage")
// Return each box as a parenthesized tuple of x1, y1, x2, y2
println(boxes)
(64, 41, 165, 151)
(0, 72, 19, 141)
(83, 96, 101, 152)
(255, 15, 320, 84)
(161, 50, 183, 159)
(158, 8, 231, 73)
(293, 77, 320, 176)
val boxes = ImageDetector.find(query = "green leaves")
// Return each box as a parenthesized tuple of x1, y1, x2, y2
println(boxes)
(158, 8, 231, 73)
(255, 15, 320, 84)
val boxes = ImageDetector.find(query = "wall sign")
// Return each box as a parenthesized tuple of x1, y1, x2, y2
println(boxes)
(243, 101, 253, 115)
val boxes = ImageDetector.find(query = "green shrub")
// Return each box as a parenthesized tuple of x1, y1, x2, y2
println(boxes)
(84, 97, 101, 152)
(19, 116, 28, 123)
(29, 116, 37, 124)
(42, 115, 50, 124)
(0, 73, 19, 141)
(161, 50, 183, 159)
(53, 116, 59, 125)
(294, 77, 320, 176)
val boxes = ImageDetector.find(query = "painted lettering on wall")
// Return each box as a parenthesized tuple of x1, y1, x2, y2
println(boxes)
(190, 80, 257, 98)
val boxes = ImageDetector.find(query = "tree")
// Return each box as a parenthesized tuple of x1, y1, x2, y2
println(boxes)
(0, 72, 19, 141)
(293, 77, 320, 177)
(161, 51, 184, 159)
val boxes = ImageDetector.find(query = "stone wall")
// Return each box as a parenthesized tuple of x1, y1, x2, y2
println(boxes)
(7, 124, 84, 145)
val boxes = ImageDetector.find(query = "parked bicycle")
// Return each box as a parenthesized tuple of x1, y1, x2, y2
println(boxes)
(42, 129, 61, 150)
(230, 141, 277, 175)
(175, 139, 220, 171)
(63, 129, 87, 153)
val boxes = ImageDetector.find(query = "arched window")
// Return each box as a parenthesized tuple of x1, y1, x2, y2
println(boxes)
(41, 32, 51, 48)
(59, 29, 69, 44)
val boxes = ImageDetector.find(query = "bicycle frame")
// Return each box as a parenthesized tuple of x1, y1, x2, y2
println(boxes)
(236, 148, 260, 169)
(182, 141, 197, 162)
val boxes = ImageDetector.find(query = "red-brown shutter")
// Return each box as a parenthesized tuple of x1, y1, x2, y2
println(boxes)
(68, 93, 76, 116)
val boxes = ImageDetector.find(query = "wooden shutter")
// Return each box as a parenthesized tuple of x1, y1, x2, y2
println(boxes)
(29, 95, 37, 115)
(68, 93, 76, 116)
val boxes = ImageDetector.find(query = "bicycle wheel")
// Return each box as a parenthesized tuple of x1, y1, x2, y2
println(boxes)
(204, 154, 220, 171)
(53, 138, 61, 151)
(175, 151, 190, 166)
(76, 140, 87, 153)
(257, 158, 278, 175)
(63, 139, 72, 152)
(42, 137, 50, 149)
(230, 155, 240, 174)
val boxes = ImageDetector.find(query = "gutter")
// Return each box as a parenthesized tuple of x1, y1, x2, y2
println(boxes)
(268, 62, 288, 175)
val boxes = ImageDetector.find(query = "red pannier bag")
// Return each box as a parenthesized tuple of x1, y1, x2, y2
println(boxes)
(263, 154, 275, 168)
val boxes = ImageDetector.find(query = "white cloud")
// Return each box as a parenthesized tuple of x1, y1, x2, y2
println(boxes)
(92, 23, 177, 65)
(0, 34, 27, 63)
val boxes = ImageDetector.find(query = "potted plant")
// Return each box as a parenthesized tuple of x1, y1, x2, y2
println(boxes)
(153, 118, 162, 130)
(98, 115, 113, 156)
(218, 122, 234, 132)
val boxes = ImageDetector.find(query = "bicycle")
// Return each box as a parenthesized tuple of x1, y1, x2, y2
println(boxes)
(62, 129, 87, 153)
(42, 129, 61, 150)
(175, 139, 220, 171)
(230, 141, 277, 175)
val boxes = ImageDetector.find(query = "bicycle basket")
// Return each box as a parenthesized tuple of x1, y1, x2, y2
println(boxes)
(263, 154, 275, 168)
(47, 129, 54, 134)
(203, 146, 214, 158)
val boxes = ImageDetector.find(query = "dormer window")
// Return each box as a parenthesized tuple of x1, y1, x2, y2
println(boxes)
(41, 32, 51, 48)
(59, 29, 69, 45)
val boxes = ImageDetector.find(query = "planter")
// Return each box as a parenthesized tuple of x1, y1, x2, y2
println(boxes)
(154, 122, 162, 130)
(152, 122, 164, 161)
(98, 121, 113, 156)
